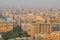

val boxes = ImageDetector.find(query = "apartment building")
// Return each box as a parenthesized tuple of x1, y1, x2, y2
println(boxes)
(0, 24, 13, 32)
(25, 23, 52, 37)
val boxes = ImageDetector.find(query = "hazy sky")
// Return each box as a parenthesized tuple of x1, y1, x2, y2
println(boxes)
(0, 0, 60, 8)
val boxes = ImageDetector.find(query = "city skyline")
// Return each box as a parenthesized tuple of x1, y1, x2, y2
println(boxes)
(0, 0, 60, 40)
(0, 0, 60, 8)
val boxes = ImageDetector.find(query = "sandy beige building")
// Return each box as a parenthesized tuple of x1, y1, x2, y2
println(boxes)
(0, 24, 13, 32)
(50, 31, 60, 40)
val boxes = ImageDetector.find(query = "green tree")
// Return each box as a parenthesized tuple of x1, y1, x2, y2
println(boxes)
(2, 33, 9, 40)
(13, 25, 23, 33)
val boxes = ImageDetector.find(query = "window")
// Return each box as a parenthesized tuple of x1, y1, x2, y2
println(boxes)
(52, 26, 60, 31)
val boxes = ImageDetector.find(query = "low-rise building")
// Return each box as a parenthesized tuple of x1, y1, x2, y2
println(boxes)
(8, 37, 33, 40)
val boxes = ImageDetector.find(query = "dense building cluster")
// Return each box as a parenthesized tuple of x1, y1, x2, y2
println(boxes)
(0, 8, 60, 40)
